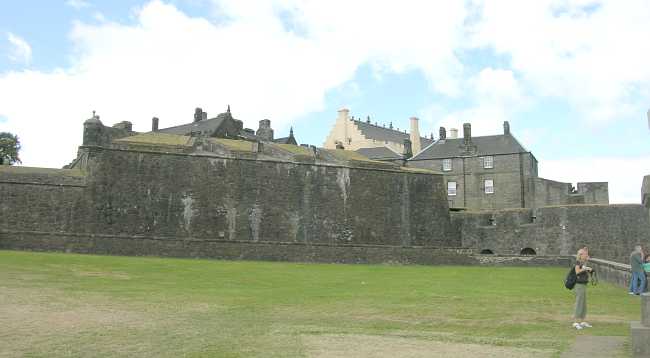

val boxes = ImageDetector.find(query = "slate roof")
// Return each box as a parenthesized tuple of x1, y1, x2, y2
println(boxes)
(355, 146, 403, 161)
(157, 111, 235, 136)
(273, 137, 292, 144)
(353, 120, 433, 147)
(411, 134, 528, 160)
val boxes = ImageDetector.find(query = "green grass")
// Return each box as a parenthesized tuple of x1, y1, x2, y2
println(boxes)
(210, 138, 254, 152)
(0, 250, 639, 357)
(275, 143, 314, 156)
(0, 165, 85, 177)
(114, 133, 192, 146)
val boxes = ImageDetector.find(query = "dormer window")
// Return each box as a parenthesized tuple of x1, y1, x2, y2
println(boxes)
(442, 159, 452, 171)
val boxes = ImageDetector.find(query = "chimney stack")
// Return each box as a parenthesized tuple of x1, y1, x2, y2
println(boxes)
(194, 108, 203, 123)
(152, 117, 159, 132)
(463, 123, 472, 146)
(449, 128, 458, 139)
(256, 119, 274, 141)
(439, 127, 446, 140)
(409, 117, 421, 154)
(338, 108, 350, 121)
(504, 121, 510, 135)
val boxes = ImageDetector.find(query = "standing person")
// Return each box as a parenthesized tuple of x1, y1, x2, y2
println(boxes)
(573, 248, 593, 330)
(644, 253, 650, 293)
(629, 246, 646, 295)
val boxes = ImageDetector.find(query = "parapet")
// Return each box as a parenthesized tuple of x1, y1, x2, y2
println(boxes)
(642, 175, 650, 208)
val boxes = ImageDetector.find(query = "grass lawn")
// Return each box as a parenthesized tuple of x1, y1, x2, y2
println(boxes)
(0, 250, 640, 357)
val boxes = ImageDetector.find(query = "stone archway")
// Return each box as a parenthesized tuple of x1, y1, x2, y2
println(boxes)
(520, 248, 536, 256)
(480, 249, 494, 254)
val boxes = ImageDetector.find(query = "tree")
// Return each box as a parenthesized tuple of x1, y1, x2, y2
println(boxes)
(0, 132, 21, 165)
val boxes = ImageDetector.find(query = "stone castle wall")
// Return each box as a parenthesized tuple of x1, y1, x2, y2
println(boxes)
(453, 204, 650, 262)
(0, 146, 460, 260)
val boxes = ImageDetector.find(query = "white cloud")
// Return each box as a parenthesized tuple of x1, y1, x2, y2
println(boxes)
(470, 0, 650, 123)
(66, 0, 91, 10)
(6, 32, 32, 65)
(0, 0, 469, 168)
(539, 156, 650, 204)
(1, 0, 649, 172)
(426, 68, 528, 137)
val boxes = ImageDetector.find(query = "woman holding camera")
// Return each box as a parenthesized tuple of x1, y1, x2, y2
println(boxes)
(573, 248, 593, 330)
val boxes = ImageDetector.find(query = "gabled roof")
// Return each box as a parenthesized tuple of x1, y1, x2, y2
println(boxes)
(353, 120, 433, 147)
(355, 146, 403, 161)
(411, 134, 528, 160)
(273, 137, 293, 144)
(157, 111, 236, 136)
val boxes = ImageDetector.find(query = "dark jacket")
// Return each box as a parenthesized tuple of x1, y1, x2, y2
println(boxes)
(576, 261, 589, 284)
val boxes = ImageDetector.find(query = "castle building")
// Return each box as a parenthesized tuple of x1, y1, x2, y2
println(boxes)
(323, 108, 433, 161)
(408, 121, 608, 210)
(155, 107, 297, 145)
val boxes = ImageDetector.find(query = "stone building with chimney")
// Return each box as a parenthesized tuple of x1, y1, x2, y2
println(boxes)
(323, 108, 433, 162)
(407, 121, 609, 210)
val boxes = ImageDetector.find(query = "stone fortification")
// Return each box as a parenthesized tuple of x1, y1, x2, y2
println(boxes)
(631, 293, 650, 357)
(642, 175, 650, 210)
(0, 133, 461, 261)
(453, 204, 650, 263)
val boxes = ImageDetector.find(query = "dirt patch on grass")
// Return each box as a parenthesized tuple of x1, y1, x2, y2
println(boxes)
(302, 334, 555, 358)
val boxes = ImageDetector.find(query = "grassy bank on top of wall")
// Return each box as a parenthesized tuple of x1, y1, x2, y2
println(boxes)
(0, 250, 640, 357)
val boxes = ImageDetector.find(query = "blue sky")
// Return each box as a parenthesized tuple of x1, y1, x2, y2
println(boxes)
(0, 0, 649, 203)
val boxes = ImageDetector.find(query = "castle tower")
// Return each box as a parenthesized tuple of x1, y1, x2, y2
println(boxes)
(83, 111, 103, 146)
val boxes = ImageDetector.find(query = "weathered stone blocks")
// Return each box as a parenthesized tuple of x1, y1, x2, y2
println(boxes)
(631, 293, 650, 357)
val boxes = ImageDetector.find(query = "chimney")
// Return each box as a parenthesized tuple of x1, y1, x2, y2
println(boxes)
(194, 107, 202, 123)
(439, 127, 446, 140)
(337, 108, 350, 122)
(202, 112, 207, 120)
(463, 123, 472, 146)
(449, 128, 458, 139)
(504, 121, 510, 135)
(256, 119, 274, 141)
(409, 117, 421, 154)
(152, 117, 159, 132)
(403, 138, 412, 159)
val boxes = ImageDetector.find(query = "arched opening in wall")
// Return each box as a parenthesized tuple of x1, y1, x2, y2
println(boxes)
(480, 249, 494, 254)
(520, 248, 536, 256)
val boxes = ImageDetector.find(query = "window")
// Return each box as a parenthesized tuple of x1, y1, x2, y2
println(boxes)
(483, 156, 493, 169)
(442, 159, 452, 171)
(447, 181, 457, 196)
(484, 179, 494, 194)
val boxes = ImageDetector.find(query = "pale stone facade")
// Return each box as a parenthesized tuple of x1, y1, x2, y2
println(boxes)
(323, 108, 431, 157)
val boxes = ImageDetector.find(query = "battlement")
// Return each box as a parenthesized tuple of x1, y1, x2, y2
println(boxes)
(452, 204, 650, 261)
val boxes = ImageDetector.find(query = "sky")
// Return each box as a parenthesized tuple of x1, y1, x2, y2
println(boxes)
(0, 0, 648, 203)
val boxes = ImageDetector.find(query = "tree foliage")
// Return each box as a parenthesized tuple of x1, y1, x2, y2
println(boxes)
(0, 132, 21, 165)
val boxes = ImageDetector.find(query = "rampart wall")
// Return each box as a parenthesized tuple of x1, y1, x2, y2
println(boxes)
(453, 204, 650, 262)
(0, 147, 461, 261)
